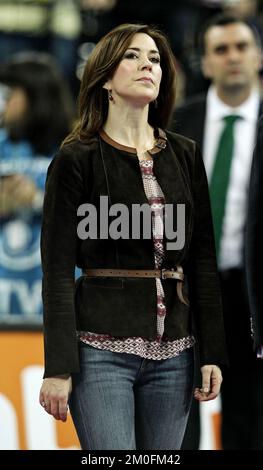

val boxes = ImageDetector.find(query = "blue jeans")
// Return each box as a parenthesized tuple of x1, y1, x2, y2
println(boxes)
(69, 343, 194, 450)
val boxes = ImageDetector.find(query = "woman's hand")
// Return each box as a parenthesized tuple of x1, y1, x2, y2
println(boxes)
(194, 365, 222, 402)
(39, 375, 72, 421)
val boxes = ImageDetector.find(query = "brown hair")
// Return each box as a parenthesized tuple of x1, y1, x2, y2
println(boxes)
(63, 23, 176, 146)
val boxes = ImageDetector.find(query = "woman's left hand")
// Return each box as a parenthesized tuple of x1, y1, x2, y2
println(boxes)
(194, 364, 222, 402)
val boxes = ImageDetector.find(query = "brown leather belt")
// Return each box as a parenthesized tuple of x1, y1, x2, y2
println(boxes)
(83, 267, 188, 305)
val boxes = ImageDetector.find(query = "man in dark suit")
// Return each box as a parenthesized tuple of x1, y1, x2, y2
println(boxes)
(173, 13, 263, 449)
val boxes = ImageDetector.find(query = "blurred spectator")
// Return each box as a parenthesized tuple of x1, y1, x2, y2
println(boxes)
(0, 53, 75, 322)
(173, 13, 263, 449)
(165, 0, 263, 97)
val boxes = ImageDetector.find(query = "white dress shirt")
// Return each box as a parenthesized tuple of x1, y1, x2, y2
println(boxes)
(203, 85, 261, 270)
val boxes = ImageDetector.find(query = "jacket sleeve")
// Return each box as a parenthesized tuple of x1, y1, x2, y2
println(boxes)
(41, 144, 84, 377)
(188, 143, 228, 367)
(245, 116, 263, 349)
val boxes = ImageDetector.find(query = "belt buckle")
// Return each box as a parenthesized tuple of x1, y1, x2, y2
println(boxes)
(161, 268, 176, 280)
(161, 269, 169, 279)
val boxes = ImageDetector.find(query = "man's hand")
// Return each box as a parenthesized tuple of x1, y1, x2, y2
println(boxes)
(194, 364, 222, 402)
(39, 375, 72, 422)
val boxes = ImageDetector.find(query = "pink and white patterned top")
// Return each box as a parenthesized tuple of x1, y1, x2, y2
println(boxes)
(78, 158, 195, 359)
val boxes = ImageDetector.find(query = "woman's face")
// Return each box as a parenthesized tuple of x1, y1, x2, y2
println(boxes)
(105, 32, 162, 106)
(3, 87, 28, 126)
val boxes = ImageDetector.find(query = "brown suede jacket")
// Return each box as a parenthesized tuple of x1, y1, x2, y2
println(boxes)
(41, 129, 227, 377)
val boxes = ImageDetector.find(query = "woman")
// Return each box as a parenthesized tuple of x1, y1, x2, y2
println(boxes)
(0, 53, 75, 319)
(39, 24, 227, 450)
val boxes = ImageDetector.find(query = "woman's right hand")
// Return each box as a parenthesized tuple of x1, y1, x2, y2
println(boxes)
(39, 375, 72, 421)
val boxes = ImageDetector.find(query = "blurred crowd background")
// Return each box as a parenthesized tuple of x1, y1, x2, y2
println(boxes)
(1, 0, 263, 450)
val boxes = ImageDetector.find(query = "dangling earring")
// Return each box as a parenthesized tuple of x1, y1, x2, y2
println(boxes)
(154, 99, 158, 109)
(108, 89, 113, 102)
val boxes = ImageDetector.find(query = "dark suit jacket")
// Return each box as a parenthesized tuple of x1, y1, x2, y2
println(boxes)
(41, 130, 227, 377)
(172, 94, 207, 149)
(245, 115, 263, 348)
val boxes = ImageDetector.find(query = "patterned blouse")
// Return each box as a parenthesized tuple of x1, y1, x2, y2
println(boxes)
(78, 132, 195, 359)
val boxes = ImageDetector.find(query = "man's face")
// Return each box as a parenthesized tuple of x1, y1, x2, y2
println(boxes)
(202, 23, 261, 91)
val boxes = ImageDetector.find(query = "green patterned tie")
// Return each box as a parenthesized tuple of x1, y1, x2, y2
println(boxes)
(209, 115, 241, 258)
